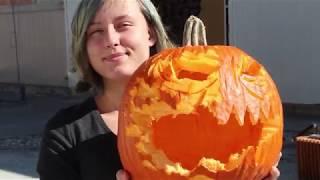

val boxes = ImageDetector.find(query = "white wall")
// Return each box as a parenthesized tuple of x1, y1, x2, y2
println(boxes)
(229, 0, 320, 104)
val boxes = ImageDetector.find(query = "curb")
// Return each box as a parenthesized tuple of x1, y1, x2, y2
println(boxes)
(283, 103, 320, 117)
(0, 135, 41, 151)
(0, 83, 90, 103)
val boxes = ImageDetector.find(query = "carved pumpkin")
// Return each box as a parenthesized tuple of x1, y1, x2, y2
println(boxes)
(118, 17, 283, 180)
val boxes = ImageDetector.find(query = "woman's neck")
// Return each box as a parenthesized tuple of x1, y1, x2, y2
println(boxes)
(95, 79, 128, 113)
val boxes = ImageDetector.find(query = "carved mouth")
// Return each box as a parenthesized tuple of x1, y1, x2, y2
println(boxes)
(151, 106, 280, 174)
(126, 102, 281, 177)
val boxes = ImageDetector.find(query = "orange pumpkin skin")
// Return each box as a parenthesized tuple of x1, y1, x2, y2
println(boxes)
(118, 45, 283, 180)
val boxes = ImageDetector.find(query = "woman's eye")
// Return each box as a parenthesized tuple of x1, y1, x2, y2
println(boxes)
(88, 29, 104, 36)
(117, 22, 132, 30)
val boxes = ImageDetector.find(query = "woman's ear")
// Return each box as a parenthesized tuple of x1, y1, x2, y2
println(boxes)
(148, 26, 157, 47)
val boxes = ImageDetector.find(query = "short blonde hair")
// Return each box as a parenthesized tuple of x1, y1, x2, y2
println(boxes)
(71, 0, 175, 92)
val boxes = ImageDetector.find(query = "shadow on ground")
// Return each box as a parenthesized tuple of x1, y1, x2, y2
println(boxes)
(279, 114, 320, 180)
(0, 93, 87, 179)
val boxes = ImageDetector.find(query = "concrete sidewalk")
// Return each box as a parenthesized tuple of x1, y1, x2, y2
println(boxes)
(0, 93, 319, 179)
(0, 150, 38, 180)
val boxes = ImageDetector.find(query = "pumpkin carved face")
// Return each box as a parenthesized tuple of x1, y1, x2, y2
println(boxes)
(118, 45, 283, 180)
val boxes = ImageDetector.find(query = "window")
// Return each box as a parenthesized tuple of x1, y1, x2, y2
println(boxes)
(0, 0, 63, 6)
(0, 0, 33, 6)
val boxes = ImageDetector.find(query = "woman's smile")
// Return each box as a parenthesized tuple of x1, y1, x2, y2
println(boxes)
(103, 52, 127, 63)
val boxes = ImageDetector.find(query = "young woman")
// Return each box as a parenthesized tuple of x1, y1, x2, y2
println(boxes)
(37, 0, 280, 179)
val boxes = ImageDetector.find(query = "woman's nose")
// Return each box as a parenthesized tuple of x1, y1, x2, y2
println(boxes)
(104, 26, 120, 48)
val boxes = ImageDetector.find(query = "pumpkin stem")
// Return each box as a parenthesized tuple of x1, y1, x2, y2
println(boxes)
(182, 15, 208, 46)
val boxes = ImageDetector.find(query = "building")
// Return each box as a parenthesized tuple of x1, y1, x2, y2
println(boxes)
(0, 0, 68, 98)
(1, 0, 319, 104)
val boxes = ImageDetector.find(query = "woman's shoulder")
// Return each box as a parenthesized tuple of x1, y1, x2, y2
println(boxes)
(45, 96, 97, 131)
(41, 96, 110, 148)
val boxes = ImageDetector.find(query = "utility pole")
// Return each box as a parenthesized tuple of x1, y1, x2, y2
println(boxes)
(10, 0, 26, 101)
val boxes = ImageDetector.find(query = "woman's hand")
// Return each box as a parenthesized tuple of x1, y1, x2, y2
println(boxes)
(263, 152, 282, 180)
(263, 166, 280, 180)
(116, 169, 130, 180)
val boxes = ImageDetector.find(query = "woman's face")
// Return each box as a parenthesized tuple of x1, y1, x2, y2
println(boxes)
(86, 0, 156, 81)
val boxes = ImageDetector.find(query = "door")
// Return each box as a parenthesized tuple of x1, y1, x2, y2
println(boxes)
(0, 6, 18, 84)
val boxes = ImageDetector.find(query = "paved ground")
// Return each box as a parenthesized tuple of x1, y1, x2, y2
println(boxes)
(0, 94, 319, 180)
(0, 93, 87, 180)
(279, 115, 319, 180)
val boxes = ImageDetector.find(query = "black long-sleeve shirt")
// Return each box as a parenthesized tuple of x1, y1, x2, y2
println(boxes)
(37, 97, 122, 180)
